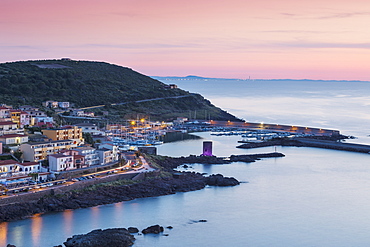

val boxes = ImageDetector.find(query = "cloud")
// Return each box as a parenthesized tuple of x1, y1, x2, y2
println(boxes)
(318, 11, 370, 19)
(271, 41, 370, 49)
(280, 11, 370, 20)
(85, 43, 201, 49)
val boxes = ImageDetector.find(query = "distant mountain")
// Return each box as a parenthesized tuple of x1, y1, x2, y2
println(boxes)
(153, 75, 368, 83)
(0, 59, 240, 121)
(152, 75, 238, 81)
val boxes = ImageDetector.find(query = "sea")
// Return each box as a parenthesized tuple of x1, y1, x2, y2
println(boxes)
(2, 78, 370, 247)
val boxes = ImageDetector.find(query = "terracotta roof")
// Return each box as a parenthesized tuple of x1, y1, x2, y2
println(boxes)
(0, 134, 28, 138)
(49, 153, 72, 158)
(21, 162, 39, 166)
(0, 121, 16, 125)
(0, 160, 19, 166)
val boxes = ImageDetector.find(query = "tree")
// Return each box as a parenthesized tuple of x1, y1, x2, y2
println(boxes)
(13, 151, 23, 160)
(83, 132, 94, 145)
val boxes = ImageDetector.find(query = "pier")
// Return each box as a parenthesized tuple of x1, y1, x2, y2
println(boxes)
(237, 138, 370, 154)
(206, 121, 340, 136)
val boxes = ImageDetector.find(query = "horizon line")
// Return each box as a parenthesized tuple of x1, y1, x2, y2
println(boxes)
(151, 75, 370, 82)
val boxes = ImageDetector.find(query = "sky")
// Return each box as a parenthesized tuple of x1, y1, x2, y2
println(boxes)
(1, 0, 370, 80)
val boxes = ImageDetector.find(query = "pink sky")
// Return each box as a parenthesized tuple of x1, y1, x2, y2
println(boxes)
(1, 0, 370, 80)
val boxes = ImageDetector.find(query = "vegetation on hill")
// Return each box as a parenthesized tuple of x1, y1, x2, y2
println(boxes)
(0, 59, 240, 121)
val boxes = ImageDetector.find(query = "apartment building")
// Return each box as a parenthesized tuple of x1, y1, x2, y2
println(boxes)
(42, 126, 83, 143)
(0, 121, 24, 135)
(20, 140, 78, 162)
(73, 146, 99, 166)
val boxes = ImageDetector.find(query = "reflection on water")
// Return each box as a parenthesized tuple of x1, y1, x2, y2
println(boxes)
(163, 79, 370, 141)
(0, 222, 8, 247)
(63, 210, 74, 237)
(31, 214, 43, 247)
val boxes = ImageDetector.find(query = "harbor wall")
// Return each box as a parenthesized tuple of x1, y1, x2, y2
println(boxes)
(208, 121, 340, 136)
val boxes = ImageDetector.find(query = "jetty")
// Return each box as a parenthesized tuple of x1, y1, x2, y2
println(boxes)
(237, 138, 370, 154)
(207, 121, 340, 136)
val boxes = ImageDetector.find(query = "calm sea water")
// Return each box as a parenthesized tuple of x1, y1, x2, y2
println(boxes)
(163, 78, 370, 143)
(2, 79, 370, 247)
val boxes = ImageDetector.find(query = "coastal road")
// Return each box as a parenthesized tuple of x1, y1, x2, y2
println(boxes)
(2, 156, 156, 197)
(80, 95, 193, 110)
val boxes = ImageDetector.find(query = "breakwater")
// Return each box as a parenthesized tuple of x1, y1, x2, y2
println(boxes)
(237, 138, 370, 153)
(202, 121, 341, 136)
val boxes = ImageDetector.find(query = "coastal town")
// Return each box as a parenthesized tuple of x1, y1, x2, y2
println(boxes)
(0, 99, 361, 198)
(0, 101, 174, 196)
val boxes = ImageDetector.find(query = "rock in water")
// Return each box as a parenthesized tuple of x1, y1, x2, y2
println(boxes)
(127, 227, 139, 233)
(63, 228, 135, 247)
(142, 225, 164, 234)
(206, 174, 240, 186)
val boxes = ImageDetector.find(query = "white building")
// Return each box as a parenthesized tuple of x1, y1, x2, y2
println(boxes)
(48, 153, 75, 172)
(73, 146, 100, 166)
(96, 148, 115, 165)
(0, 121, 24, 135)
(20, 140, 78, 162)
(0, 107, 10, 120)
(0, 134, 28, 145)
(74, 123, 102, 135)
(0, 160, 41, 177)
(96, 142, 119, 161)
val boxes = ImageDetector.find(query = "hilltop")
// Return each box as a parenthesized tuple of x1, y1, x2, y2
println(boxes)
(0, 59, 239, 121)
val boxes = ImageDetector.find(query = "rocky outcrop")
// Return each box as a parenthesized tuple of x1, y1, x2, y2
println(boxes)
(150, 153, 285, 171)
(127, 227, 139, 233)
(205, 174, 240, 186)
(141, 225, 164, 234)
(63, 228, 135, 247)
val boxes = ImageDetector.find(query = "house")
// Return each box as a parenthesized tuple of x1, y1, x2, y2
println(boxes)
(33, 117, 54, 128)
(59, 149, 86, 168)
(58, 102, 70, 109)
(48, 153, 75, 172)
(96, 142, 119, 161)
(0, 107, 10, 120)
(74, 123, 101, 135)
(43, 101, 59, 108)
(0, 134, 28, 145)
(20, 140, 78, 162)
(0, 121, 23, 135)
(164, 84, 178, 89)
(173, 117, 188, 124)
(0, 160, 41, 177)
(19, 105, 39, 112)
(23, 108, 50, 126)
(71, 109, 84, 116)
(96, 148, 115, 165)
(9, 109, 30, 128)
(42, 126, 83, 143)
(73, 146, 99, 166)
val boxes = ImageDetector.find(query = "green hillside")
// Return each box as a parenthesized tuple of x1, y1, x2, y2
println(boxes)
(0, 59, 239, 121)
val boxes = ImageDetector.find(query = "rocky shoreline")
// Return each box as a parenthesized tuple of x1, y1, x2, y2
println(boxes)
(148, 152, 285, 170)
(0, 153, 282, 223)
(0, 172, 206, 222)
